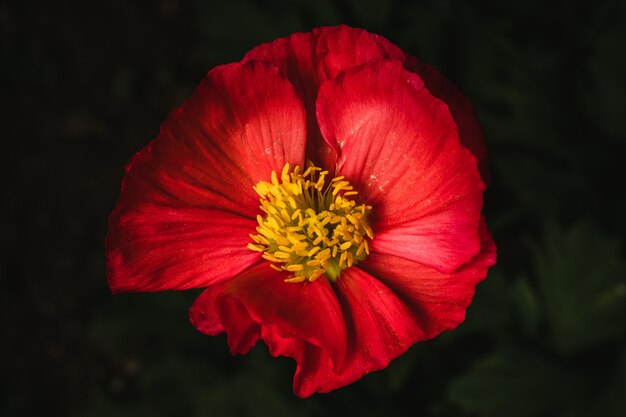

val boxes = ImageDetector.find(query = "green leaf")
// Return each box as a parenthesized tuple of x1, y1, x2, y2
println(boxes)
(511, 276, 542, 338)
(449, 349, 587, 417)
(531, 222, 626, 355)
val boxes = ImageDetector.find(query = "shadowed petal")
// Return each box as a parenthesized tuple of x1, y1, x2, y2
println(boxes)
(189, 280, 230, 335)
(207, 263, 348, 372)
(406, 57, 490, 183)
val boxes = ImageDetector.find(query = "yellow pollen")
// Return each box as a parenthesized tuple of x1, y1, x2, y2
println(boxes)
(249, 161, 374, 283)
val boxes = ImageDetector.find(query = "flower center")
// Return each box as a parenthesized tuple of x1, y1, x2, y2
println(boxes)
(248, 162, 373, 283)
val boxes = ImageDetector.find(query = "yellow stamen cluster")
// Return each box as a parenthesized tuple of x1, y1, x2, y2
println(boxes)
(247, 162, 373, 283)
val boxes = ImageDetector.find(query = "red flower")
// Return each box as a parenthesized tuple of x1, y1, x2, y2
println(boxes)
(106, 25, 496, 397)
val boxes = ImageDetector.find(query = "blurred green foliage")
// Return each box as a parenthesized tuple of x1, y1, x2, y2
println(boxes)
(2, 0, 626, 416)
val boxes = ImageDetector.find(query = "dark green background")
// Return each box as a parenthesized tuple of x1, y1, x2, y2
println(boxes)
(3, 0, 626, 416)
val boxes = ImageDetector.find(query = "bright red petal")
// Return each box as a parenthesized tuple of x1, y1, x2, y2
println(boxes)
(317, 60, 485, 272)
(244, 25, 404, 169)
(106, 208, 259, 293)
(211, 263, 347, 369)
(106, 60, 306, 293)
(406, 58, 490, 183)
(360, 218, 497, 337)
(289, 267, 424, 396)
(142, 60, 306, 217)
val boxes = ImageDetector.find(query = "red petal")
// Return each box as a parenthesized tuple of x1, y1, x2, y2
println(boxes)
(212, 263, 347, 369)
(196, 263, 423, 397)
(289, 267, 424, 396)
(106, 208, 259, 293)
(406, 58, 490, 183)
(143, 60, 306, 218)
(360, 218, 497, 338)
(316, 60, 485, 272)
(188, 221, 494, 397)
(107, 60, 306, 293)
(243, 25, 489, 181)
(189, 281, 229, 335)
(244, 25, 404, 169)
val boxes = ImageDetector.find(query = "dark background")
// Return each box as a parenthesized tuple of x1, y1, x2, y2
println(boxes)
(3, 0, 626, 416)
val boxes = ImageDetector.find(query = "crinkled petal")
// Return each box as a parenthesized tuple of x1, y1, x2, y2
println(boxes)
(316, 60, 484, 272)
(244, 25, 404, 168)
(287, 266, 423, 396)
(189, 263, 424, 397)
(359, 218, 497, 337)
(188, 239, 495, 398)
(209, 263, 347, 371)
(189, 281, 229, 335)
(291, 224, 497, 395)
(106, 60, 306, 293)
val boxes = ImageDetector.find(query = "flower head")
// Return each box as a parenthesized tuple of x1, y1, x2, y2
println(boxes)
(106, 25, 496, 397)
(249, 162, 374, 283)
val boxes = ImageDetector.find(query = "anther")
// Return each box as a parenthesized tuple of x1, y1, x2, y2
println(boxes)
(248, 162, 373, 283)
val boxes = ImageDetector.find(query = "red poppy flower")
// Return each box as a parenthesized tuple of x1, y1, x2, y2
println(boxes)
(106, 25, 496, 397)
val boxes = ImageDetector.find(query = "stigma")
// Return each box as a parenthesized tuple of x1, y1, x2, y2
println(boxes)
(247, 162, 373, 283)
